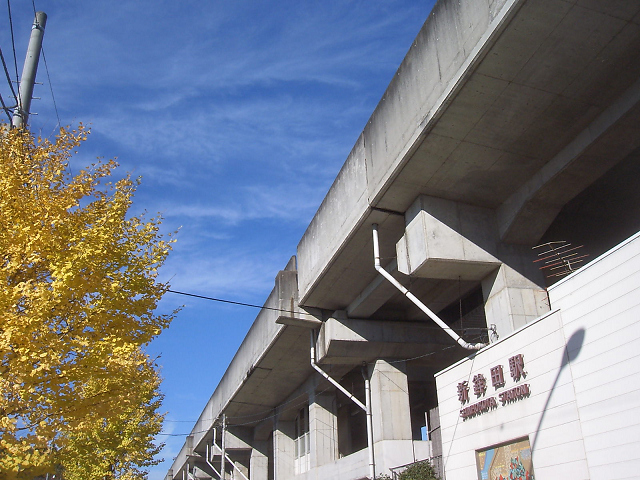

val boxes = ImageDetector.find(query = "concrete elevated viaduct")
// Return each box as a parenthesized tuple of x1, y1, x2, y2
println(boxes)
(168, 0, 640, 479)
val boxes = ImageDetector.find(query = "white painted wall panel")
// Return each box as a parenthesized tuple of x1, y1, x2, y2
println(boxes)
(577, 389, 640, 423)
(586, 442, 640, 470)
(533, 459, 590, 480)
(580, 409, 640, 439)
(582, 424, 640, 455)
(590, 458, 640, 480)
(437, 232, 640, 480)
(436, 310, 589, 480)
(549, 232, 640, 480)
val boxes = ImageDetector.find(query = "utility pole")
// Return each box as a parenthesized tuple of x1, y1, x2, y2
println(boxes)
(12, 11, 47, 130)
(220, 414, 226, 480)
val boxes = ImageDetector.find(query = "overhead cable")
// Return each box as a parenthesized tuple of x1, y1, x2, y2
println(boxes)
(0, 45, 18, 107)
(167, 289, 320, 319)
(6, 0, 20, 86)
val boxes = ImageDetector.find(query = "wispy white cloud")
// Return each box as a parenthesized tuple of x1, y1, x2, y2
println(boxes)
(0, 2, 433, 480)
(161, 245, 289, 299)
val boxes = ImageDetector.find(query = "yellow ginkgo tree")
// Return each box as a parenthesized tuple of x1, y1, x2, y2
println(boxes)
(0, 124, 175, 479)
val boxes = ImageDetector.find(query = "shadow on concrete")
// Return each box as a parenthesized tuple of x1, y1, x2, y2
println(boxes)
(531, 327, 585, 455)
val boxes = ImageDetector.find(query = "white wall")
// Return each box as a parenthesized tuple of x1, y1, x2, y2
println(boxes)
(435, 310, 589, 479)
(548, 231, 640, 480)
(435, 231, 640, 480)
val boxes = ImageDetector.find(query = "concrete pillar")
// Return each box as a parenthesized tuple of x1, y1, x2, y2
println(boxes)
(369, 360, 412, 443)
(250, 441, 269, 480)
(396, 195, 550, 340)
(273, 418, 294, 480)
(482, 262, 549, 339)
(309, 390, 338, 468)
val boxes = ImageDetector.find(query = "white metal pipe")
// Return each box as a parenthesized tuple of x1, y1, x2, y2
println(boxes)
(310, 330, 375, 479)
(221, 415, 226, 480)
(372, 224, 486, 351)
(210, 421, 250, 480)
(309, 330, 366, 412)
(224, 452, 250, 480)
(206, 443, 222, 480)
(362, 365, 375, 480)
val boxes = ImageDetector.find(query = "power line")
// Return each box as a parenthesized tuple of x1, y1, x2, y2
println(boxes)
(6, 0, 20, 89)
(167, 289, 320, 319)
(40, 47, 60, 130)
(0, 45, 18, 121)
(166, 288, 492, 336)
(0, 90, 12, 122)
(154, 336, 485, 437)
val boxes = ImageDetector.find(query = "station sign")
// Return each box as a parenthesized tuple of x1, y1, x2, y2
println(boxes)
(456, 354, 530, 420)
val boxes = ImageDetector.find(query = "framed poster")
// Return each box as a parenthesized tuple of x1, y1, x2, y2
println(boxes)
(476, 437, 535, 480)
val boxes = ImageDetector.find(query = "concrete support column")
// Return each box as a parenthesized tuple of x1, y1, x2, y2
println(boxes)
(250, 441, 269, 480)
(482, 262, 549, 339)
(369, 360, 412, 443)
(273, 418, 294, 480)
(309, 390, 338, 468)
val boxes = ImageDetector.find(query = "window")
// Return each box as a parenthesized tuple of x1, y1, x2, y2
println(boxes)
(294, 406, 310, 474)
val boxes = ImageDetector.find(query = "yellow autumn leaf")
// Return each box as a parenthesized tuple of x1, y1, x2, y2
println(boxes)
(0, 124, 177, 479)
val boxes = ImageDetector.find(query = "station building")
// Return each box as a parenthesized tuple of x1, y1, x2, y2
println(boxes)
(167, 0, 640, 479)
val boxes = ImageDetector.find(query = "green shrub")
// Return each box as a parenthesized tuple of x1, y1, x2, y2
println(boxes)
(397, 460, 439, 480)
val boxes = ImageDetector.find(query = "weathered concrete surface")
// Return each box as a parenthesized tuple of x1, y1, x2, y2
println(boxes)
(169, 260, 313, 477)
(396, 196, 500, 280)
(393, 195, 549, 337)
(170, 0, 640, 478)
(369, 360, 413, 443)
(250, 441, 269, 480)
(297, 0, 640, 314)
(298, 0, 525, 308)
(316, 315, 466, 365)
(309, 391, 338, 468)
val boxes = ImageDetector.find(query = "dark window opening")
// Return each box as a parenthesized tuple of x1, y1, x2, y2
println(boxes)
(336, 369, 367, 457)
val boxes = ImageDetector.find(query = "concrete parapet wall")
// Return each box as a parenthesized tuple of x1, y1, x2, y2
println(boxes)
(170, 268, 297, 475)
(297, 0, 522, 303)
(297, 135, 369, 299)
(364, 0, 512, 201)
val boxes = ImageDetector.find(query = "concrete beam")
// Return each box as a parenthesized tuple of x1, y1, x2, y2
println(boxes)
(346, 259, 401, 319)
(223, 427, 253, 451)
(316, 316, 457, 365)
(274, 269, 322, 327)
(297, 0, 525, 306)
(498, 77, 640, 244)
(397, 196, 501, 280)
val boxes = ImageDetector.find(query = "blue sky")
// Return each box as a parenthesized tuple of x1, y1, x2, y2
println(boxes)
(0, 1, 434, 478)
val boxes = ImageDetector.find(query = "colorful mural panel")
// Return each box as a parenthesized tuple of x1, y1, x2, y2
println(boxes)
(476, 437, 535, 480)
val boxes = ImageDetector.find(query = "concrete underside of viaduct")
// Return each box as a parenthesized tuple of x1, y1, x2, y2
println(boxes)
(169, 1, 640, 479)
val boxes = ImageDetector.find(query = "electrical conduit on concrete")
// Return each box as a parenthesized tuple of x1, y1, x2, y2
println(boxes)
(310, 330, 375, 480)
(372, 223, 486, 351)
